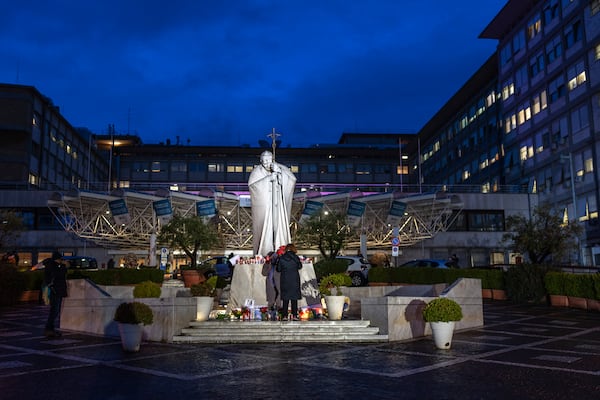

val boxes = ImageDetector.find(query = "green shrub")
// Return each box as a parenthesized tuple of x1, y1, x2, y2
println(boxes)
(544, 272, 566, 295)
(319, 273, 352, 296)
(486, 269, 505, 290)
(577, 275, 595, 299)
(133, 280, 161, 298)
(190, 276, 217, 296)
(369, 266, 494, 289)
(21, 270, 45, 290)
(66, 268, 164, 285)
(114, 301, 154, 325)
(592, 275, 600, 301)
(368, 266, 393, 283)
(422, 297, 463, 322)
(0, 263, 26, 305)
(313, 259, 348, 281)
(563, 274, 595, 298)
(563, 274, 579, 297)
(505, 263, 549, 303)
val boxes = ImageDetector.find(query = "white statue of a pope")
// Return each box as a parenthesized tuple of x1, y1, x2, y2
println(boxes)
(248, 150, 296, 257)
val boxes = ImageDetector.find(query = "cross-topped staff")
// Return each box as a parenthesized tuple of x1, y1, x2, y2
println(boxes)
(267, 128, 280, 161)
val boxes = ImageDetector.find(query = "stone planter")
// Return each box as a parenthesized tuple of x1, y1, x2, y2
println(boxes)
(430, 321, 455, 349)
(181, 270, 203, 288)
(324, 295, 346, 320)
(19, 290, 41, 303)
(195, 296, 214, 321)
(586, 299, 600, 312)
(118, 322, 144, 352)
(567, 296, 588, 310)
(492, 289, 507, 300)
(548, 294, 569, 307)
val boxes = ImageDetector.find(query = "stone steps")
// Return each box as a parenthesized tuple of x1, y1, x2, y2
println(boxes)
(172, 319, 388, 343)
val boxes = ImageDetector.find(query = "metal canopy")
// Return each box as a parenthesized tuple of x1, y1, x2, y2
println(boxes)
(48, 189, 463, 252)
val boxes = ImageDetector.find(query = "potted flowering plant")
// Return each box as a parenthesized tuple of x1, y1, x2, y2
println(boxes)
(422, 297, 463, 349)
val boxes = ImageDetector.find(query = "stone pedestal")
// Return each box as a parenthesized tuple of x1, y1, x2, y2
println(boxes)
(228, 262, 320, 310)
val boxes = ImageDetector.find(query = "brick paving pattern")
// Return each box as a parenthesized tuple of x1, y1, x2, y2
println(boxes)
(0, 301, 599, 399)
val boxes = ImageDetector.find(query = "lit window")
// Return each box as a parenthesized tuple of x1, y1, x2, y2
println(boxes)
(396, 165, 408, 175)
(208, 163, 224, 172)
(527, 13, 541, 40)
(567, 60, 586, 90)
(532, 90, 547, 114)
(517, 101, 532, 125)
(226, 165, 243, 173)
(501, 80, 515, 100)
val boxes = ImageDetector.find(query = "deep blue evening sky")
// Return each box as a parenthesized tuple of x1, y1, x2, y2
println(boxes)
(1, 1, 506, 147)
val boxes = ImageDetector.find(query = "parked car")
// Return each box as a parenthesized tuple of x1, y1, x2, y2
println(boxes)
(335, 256, 371, 287)
(198, 256, 233, 279)
(32, 256, 98, 270)
(398, 259, 452, 269)
(62, 256, 99, 269)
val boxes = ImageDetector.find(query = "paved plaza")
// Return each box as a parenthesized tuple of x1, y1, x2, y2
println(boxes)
(0, 300, 599, 399)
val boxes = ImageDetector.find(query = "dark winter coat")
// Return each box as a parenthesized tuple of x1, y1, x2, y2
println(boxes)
(43, 258, 68, 297)
(275, 251, 302, 301)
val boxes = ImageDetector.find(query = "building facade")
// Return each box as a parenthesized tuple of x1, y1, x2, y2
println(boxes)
(417, 0, 600, 265)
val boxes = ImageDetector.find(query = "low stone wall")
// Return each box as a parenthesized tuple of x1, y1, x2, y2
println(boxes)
(60, 279, 196, 342)
(360, 278, 483, 341)
(339, 283, 448, 319)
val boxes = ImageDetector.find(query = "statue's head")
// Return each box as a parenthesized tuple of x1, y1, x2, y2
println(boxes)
(260, 151, 273, 168)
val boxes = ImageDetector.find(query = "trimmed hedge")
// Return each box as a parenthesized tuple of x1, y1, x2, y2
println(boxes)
(368, 266, 500, 288)
(505, 264, 550, 303)
(66, 268, 164, 285)
(0, 263, 27, 305)
(544, 272, 567, 295)
(563, 273, 595, 299)
(313, 259, 348, 281)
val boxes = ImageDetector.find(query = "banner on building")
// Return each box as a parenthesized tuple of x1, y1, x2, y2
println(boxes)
(153, 199, 173, 224)
(299, 200, 324, 223)
(196, 199, 217, 219)
(108, 199, 130, 225)
(346, 200, 366, 227)
(386, 200, 407, 226)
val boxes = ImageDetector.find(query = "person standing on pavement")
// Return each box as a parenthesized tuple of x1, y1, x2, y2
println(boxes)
(275, 243, 302, 320)
(43, 251, 68, 337)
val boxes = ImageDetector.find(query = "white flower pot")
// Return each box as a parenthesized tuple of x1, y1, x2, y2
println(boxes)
(118, 322, 143, 352)
(430, 321, 455, 349)
(324, 295, 346, 320)
(196, 296, 214, 321)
